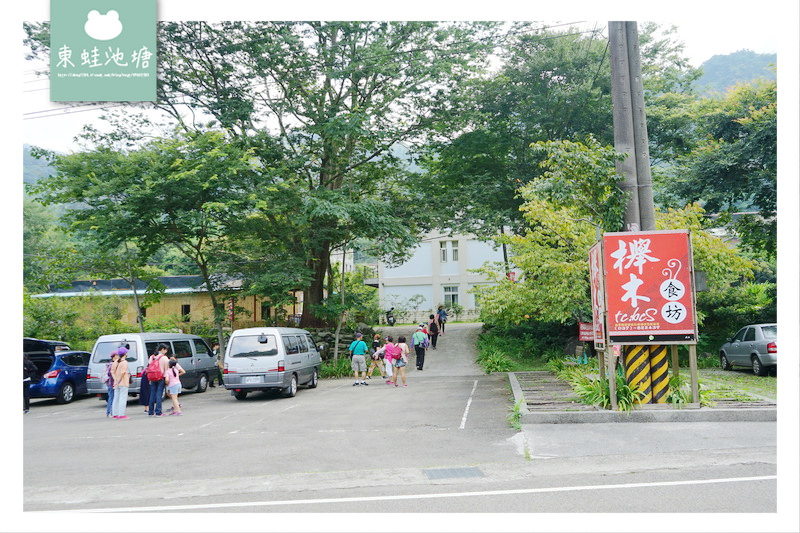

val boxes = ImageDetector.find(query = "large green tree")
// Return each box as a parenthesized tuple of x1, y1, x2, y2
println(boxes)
(25, 21, 498, 326)
(31, 131, 257, 348)
(417, 22, 701, 239)
(661, 79, 777, 258)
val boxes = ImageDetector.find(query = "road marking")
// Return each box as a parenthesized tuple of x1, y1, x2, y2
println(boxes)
(459, 380, 478, 429)
(62, 475, 777, 513)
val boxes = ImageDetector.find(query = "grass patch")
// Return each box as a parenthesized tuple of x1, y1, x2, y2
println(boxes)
(476, 329, 564, 372)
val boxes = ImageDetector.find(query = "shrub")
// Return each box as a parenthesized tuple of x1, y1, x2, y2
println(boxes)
(319, 357, 353, 379)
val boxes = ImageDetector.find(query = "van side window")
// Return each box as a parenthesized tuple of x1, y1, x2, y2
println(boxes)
(193, 339, 213, 357)
(146, 342, 161, 356)
(306, 335, 317, 351)
(173, 340, 192, 359)
(297, 335, 308, 353)
(283, 336, 299, 355)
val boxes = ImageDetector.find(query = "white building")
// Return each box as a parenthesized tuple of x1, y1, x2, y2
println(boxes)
(369, 230, 510, 323)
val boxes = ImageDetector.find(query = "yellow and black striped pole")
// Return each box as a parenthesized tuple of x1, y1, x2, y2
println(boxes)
(648, 345, 670, 403)
(623, 345, 652, 404)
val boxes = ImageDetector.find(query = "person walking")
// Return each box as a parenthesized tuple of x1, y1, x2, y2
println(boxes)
(111, 346, 131, 419)
(147, 344, 171, 416)
(412, 325, 428, 370)
(366, 334, 387, 380)
(138, 357, 150, 413)
(437, 305, 448, 335)
(210, 342, 222, 387)
(388, 335, 409, 387)
(166, 358, 186, 416)
(348, 332, 369, 386)
(428, 314, 440, 350)
(102, 350, 117, 418)
(23, 353, 37, 414)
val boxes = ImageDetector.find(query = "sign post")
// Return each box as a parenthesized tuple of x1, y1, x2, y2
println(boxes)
(594, 229, 699, 408)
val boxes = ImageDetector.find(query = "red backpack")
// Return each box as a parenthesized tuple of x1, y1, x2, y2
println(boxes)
(146, 354, 164, 380)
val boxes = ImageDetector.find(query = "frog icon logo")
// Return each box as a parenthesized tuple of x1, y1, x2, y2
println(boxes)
(84, 10, 123, 41)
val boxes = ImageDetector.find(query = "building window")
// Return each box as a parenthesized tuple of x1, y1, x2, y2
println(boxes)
(181, 304, 191, 322)
(443, 285, 459, 306)
(451, 240, 459, 261)
(440, 241, 448, 262)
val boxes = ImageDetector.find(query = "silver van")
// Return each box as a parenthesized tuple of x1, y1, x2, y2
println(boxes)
(223, 327, 321, 400)
(86, 332, 217, 398)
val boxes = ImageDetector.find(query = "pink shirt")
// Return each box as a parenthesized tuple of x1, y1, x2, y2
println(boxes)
(166, 363, 184, 387)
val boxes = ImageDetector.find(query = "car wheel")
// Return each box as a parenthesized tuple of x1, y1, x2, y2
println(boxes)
(752, 355, 768, 376)
(56, 382, 75, 404)
(720, 353, 732, 371)
(234, 391, 248, 401)
(308, 368, 319, 389)
(196, 373, 208, 393)
(282, 374, 298, 398)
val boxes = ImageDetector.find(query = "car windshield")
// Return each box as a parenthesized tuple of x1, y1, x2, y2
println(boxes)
(761, 326, 777, 339)
(93, 341, 138, 363)
(229, 335, 279, 357)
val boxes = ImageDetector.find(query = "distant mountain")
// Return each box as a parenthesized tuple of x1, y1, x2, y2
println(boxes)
(23, 144, 55, 185)
(695, 49, 776, 96)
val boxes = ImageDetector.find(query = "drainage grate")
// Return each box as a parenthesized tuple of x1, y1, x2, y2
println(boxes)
(423, 467, 485, 480)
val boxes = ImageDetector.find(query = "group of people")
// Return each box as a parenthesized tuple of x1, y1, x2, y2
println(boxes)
(347, 305, 448, 387)
(101, 343, 186, 419)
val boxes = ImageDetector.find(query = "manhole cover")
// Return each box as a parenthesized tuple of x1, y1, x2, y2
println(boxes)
(423, 467, 485, 480)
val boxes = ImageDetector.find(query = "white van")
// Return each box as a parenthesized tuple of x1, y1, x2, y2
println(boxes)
(223, 327, 321, 400)
(86, 332, 217, 398)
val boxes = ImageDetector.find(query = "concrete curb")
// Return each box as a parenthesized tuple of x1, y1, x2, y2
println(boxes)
(508, 372, 777, 424)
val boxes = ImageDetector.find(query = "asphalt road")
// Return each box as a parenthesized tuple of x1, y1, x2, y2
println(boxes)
(22, 323, 783, 529)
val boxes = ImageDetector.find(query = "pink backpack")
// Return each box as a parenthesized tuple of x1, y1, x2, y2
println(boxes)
(384, 343, 402, 360)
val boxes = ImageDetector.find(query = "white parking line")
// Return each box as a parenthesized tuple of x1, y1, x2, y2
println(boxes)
(64, 475, 777, 513)
(459, 380, 478, 429)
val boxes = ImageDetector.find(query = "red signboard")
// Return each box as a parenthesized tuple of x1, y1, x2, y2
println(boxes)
(578, 322, 593, 342)
(588, 241, 606, 348)
(602, 230, 696, 344)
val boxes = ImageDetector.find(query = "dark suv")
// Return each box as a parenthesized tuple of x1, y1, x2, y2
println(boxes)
(24, 338, 90, 404)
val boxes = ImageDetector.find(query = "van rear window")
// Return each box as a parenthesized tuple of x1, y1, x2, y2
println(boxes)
(229, 335, 279, 357)
(93, 341, 138, 363)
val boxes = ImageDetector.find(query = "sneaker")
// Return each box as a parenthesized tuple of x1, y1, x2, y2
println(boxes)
(117, 416, 129, 420)
(353, 382, 360, 386)
(381, 376, 387, 379)
(403, 384, 408, 387)
(366, 376, 371, 379)
(394, 383, 398, 387)
(386, 381, 394, 385)
(361, 381, 368, 386)
(113, 416, 119, 419)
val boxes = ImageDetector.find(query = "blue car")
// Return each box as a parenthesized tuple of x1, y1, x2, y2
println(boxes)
(24, 338, 90, 404)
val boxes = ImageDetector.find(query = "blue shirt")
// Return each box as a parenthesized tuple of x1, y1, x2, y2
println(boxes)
(348, 340, 368, 355)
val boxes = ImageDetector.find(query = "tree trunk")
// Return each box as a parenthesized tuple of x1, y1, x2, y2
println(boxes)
(332, 243, 348, 363)
(300, 243, 330, 327)
(198, 264, 228, 351)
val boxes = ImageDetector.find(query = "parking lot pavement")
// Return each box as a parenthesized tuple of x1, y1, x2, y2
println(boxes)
(24, 324, 529, 511)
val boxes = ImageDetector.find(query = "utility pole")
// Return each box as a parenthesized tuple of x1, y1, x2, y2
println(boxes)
(608, 21, 664, 406)
(608, 21, 640, 231)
